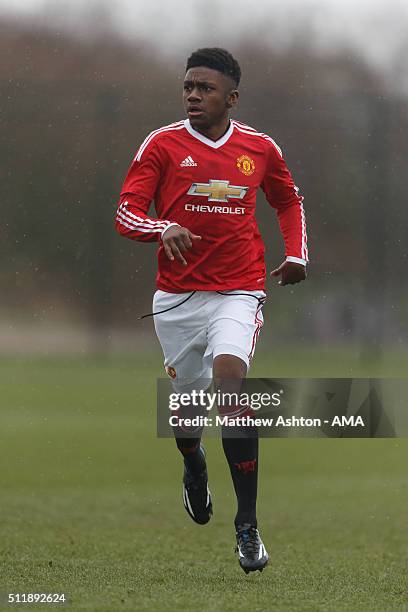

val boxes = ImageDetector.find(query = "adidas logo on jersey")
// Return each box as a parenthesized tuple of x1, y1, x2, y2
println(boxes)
(180, 156, 198, 167)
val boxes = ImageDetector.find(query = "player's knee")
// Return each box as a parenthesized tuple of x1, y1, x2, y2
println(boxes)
(213, 354, 247, 380)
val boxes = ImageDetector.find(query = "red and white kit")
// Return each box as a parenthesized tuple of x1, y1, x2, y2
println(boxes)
(115, 119, 308, 386)
(115, 119, 308, 293)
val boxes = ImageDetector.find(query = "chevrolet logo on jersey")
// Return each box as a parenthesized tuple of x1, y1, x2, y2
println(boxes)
(187, 180, 248, 203)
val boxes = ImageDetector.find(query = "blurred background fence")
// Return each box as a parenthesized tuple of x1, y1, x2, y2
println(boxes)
(1, 2, 407, 359)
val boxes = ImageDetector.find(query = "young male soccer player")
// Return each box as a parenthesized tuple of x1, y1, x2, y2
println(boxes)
(115, 48, 308, 573)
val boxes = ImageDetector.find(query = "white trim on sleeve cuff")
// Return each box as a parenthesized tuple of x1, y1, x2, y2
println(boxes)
(286, 256, 307, 266)
(161, 223, 180, 238)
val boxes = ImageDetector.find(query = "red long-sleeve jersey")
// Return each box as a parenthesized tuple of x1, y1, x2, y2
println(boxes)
(115, 118, 308, 293)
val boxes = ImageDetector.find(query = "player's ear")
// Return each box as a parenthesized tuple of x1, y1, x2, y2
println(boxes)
(227, 89, 239, 109)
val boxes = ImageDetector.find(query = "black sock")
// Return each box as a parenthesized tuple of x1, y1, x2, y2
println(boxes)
(172, 404, 205, 475)
(222, 425, 258, 527)
(174, 436, 205, 475)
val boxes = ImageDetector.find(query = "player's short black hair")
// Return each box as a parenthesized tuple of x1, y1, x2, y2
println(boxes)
(186, 48, 241, 87)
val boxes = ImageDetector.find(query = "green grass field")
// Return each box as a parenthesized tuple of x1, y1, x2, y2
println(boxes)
(1, 350, 407, 611)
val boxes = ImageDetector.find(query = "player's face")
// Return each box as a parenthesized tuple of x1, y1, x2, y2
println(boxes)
(183, 67, 238, 132)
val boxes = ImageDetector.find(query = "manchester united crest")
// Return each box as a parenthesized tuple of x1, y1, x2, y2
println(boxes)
(236, 154, 255, 176)
(166, 366, 177, 379)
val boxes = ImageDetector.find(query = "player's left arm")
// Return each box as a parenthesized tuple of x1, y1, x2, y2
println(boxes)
(261, 141, 308, 286)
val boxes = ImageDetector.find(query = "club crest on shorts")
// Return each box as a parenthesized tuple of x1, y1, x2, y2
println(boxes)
(166, 366, 177, 379)
(236, 154, 255, 176)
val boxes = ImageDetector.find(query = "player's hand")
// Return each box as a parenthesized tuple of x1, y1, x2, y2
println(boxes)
(162, 225, 202, 266)
(270, 261, 306, 286)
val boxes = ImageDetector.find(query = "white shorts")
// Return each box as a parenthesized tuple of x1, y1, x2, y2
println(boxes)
(153, 289, 266, 392)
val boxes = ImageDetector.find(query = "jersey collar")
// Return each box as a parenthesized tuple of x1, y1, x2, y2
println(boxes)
(184, 119, 234, 149)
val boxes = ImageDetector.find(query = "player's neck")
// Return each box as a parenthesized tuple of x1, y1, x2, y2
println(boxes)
(194, 117, 231, 142)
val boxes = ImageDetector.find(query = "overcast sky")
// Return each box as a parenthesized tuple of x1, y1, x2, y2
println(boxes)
(1, 0, 408, 77)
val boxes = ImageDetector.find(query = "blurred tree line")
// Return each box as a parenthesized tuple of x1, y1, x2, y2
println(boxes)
(1, 17, 407, 350)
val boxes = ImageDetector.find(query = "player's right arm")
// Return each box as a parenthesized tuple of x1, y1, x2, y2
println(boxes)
(115, 137, 201, 264)
(115, 140, 178, 243)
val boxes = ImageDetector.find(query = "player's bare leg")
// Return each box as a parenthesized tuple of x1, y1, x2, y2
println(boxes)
(214, 354, 269, 573)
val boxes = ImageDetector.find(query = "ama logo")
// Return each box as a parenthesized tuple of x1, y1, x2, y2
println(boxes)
(332, 416, 365, 426)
